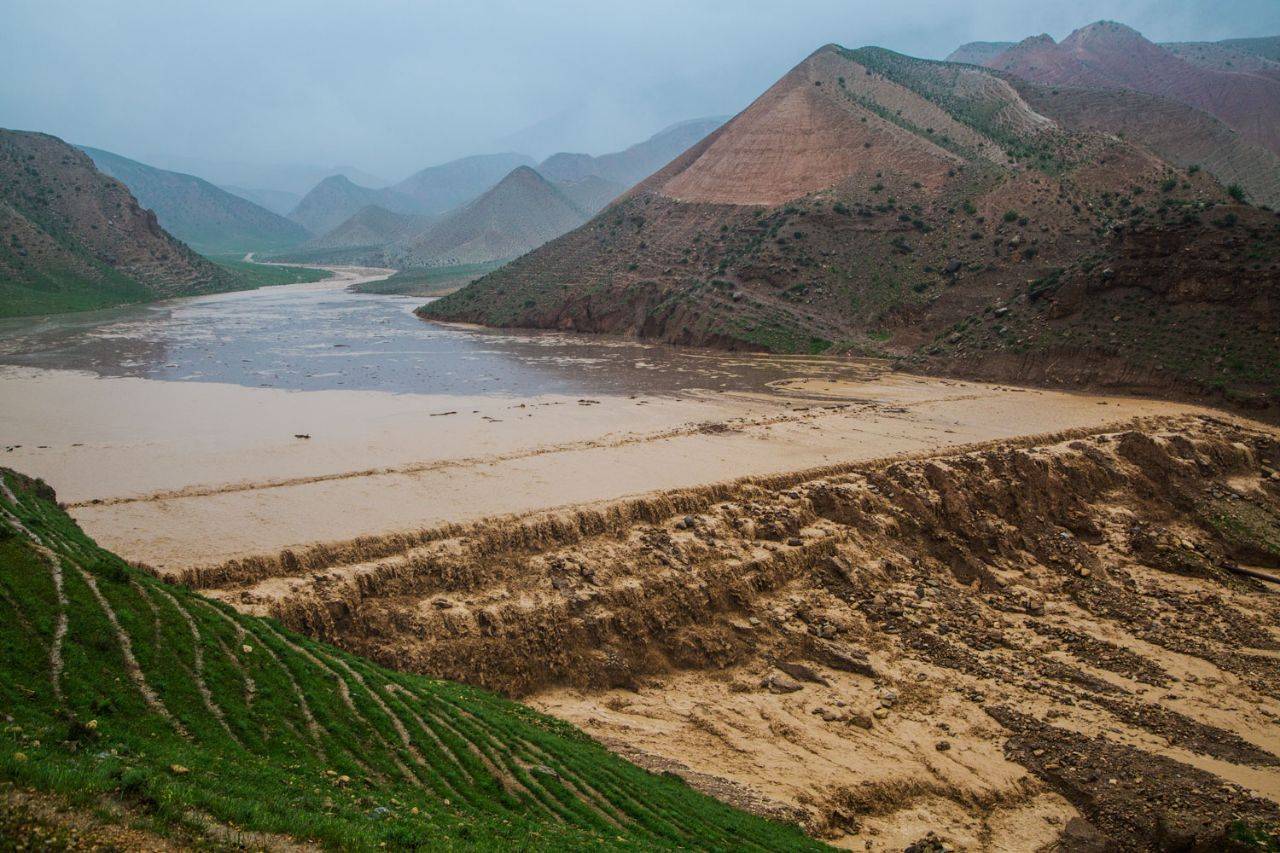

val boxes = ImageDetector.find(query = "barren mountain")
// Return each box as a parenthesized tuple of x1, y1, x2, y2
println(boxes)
(82, 146, 311, 254)
(390, 152, 534, 215)
(218, 184, 302, 216)
(287, 174, 421, 235)
(984, 22, 1280, 156)
(945, 41, 1015, 66)
(1015, 85, 1280, 208)
(301, 204, 433, 252)
(421, 44, 1276, 413)
(539, 118, 724, 188)
(0, 129, 239, 317)
(395, 166, 587, 267)
(553, 174, 626, 216)
(1165, 36, 1280, 81)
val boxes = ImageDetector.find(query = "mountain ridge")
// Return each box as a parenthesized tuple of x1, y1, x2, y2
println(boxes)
(0, 129, 243, 317)
(420, 42, 1277, 412)
(81, 146, 311, 254)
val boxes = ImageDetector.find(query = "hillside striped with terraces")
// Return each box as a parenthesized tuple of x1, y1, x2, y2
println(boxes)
(0, 468, 819, 850)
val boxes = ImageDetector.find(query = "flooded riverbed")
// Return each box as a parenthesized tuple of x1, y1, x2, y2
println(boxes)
(0, 267, 881, 398)
(0, 266, 1202, 572)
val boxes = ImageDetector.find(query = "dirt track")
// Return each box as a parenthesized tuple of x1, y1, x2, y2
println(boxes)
(192, 413, 1280, 849)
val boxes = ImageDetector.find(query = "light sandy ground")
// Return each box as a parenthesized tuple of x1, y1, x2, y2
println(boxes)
(0, 362, 1201, 573)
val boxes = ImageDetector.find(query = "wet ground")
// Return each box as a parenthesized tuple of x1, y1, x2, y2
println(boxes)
(0, 274, 879, 398)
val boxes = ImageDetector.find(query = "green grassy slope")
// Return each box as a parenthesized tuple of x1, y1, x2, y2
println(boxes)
(0, 469, 820, 851)
(210, 256, 334, 289)
(353, 262, 503, 296)
(81, 147, 312, 255)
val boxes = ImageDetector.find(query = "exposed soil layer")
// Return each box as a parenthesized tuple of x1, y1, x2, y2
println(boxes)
(195, 414, 1280, 848)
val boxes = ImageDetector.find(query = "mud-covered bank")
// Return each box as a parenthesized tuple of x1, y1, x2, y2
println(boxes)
(199, 414, 1280, 849)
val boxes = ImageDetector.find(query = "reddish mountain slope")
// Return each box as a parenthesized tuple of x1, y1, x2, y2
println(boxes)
(946, 41, 1015, 66)
(538, 118, 723, 189)
(1165, 36, 1280, 81)
(985, 22, 1280, 156)
(1016, 85, 1280, 208)
(421, 45, 1276, 411)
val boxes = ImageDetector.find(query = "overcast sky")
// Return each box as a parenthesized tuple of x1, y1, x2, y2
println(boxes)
(3, 0, 1277, 189)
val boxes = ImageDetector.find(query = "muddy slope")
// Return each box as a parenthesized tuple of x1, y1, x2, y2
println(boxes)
(193, 415, 1280, 848)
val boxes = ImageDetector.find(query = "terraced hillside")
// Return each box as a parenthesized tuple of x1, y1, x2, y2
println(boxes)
(186, 415, 1280, 849)
(0, 469, 819, 850)
(0, 129, 242, 318)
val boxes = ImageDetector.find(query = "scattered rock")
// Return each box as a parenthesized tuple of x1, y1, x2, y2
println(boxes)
(761, 671, 804, 693)
(776, 661, 830, 686)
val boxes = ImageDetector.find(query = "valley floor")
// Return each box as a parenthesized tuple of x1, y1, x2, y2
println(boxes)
(1, 361, 1197, 575)
(2, 264, 1277, 849)
(192, 413, 1280, 850)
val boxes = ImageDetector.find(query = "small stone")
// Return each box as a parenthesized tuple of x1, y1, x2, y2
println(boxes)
(762, 671, 804, 693)
(241, 644, 253, 654)
(873, 707, 890, 720)
(935, 740, 951, 752)
(848, 712, 874, 730)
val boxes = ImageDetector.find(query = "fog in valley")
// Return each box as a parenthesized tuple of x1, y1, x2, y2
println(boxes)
(4, 0, 1275, 189)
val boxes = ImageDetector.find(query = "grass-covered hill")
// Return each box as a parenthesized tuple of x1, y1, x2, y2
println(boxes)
(0, 468, 820, 850)
(0, 129, 244, 318)
(80, 147, 312, 255)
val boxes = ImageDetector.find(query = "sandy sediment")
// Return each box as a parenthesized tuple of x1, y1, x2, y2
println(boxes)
(1, 362, 1202, 573)
(192, 413, 1280, 850)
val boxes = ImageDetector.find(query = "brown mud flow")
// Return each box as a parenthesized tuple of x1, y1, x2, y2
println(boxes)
(190, 413, 1280, 849)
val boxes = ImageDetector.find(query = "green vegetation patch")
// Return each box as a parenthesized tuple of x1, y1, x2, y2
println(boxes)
(0, 469, 819, 851)
(209, 256, 333, 288)
(356, 262, 505, 297)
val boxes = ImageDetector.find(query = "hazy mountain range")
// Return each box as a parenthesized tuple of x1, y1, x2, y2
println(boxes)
(425, 26, 1279, 408)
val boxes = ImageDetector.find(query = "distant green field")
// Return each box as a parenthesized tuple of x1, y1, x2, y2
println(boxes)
(354, 262, 504, 296)
(0, 468, 820, 850)
(0, 255, 327, 319)
(0, 257, 153, 319)
(209, 255, 334, 288)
